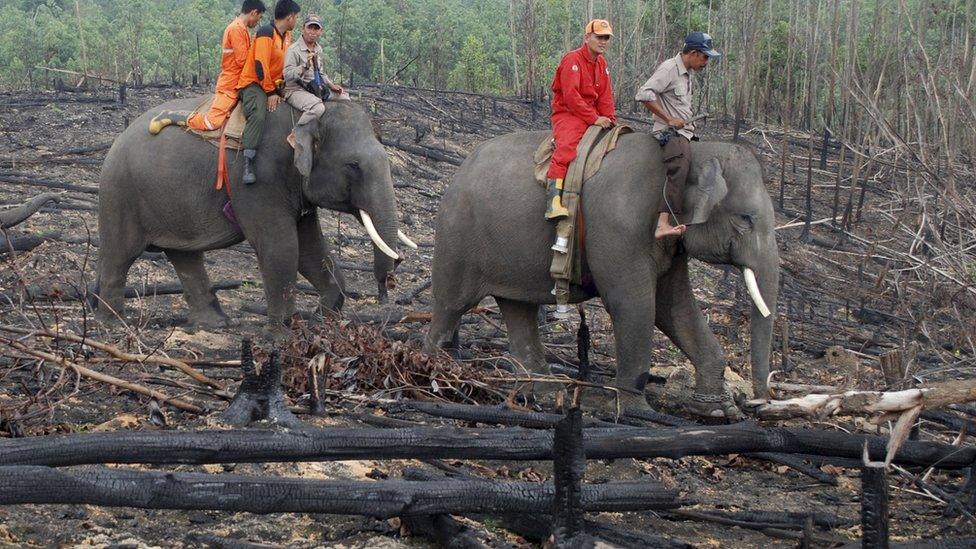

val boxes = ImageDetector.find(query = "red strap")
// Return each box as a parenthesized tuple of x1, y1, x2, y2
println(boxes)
(215, 121, 231, 197)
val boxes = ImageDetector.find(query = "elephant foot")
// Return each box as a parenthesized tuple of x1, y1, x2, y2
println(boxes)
(581, 389, 651, 418)
(186, 307, 230, 330)
(684, 390, 745, 422)
(259, 324, 295, 345)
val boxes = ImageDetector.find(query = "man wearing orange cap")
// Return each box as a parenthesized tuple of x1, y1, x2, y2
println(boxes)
(149, 0, 266, 134)
(544, 19, 616, 221)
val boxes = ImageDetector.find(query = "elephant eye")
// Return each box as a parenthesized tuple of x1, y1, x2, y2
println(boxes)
(345, 162, 362, 178)
(731, 214, 754, 233)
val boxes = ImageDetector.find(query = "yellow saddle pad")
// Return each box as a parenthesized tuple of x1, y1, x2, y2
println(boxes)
(185, 95, 247, 150)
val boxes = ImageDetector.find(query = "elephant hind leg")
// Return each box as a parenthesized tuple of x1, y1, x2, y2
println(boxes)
(94, 233, 146, 325)
(164, 249, 228, 328)
(423, 294, 482, 357)
(495, 297, 548, 376)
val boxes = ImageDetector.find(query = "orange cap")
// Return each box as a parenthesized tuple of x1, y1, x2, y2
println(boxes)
(585, 19, 613, 36)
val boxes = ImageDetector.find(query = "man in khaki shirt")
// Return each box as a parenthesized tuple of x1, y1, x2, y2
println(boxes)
(636, 32, 720, 239)
(283, 14, 346, 134)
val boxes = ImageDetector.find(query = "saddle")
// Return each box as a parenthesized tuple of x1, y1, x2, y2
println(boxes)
(534, 124, 632, 289)
(185, 95, 248, 151)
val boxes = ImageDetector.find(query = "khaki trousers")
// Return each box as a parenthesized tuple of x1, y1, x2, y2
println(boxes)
(285, 89, 325, 127)
(660, 135, 691, 217)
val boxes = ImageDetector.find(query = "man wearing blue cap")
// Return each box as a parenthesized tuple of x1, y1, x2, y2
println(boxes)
(636, 31, 720, 239)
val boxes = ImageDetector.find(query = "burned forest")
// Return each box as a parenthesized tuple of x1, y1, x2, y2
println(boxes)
(2, 1, 976, 547)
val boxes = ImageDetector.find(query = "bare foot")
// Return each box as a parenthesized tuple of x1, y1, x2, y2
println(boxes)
(286, 130, 297, 149)
(655, 223, 687, 240)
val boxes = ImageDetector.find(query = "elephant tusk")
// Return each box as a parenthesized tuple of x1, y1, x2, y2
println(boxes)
(359, 209, 399, 261)
(397, 230, 419, 249)
(743, 268, 771, 318)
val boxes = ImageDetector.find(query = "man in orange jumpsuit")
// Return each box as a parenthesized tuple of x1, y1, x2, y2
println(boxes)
(545, 19, 616, 221)
(235, 0, 299, 184)
(149, 0, 266, 134)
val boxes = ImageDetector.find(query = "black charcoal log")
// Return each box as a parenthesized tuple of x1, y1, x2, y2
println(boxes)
(2, 423, 972, 470)
(861, 466, 890, 549)
(404, 468, 688, 549)
(552, 407, 586, 543)
(400, 513, 491, 549)
(0, 465, 678, 516)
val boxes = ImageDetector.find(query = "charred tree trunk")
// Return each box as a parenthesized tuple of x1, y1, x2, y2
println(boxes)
(0, 466, 678, 517)
(2, 423, 972, 470)
(219, 341, 301, 429)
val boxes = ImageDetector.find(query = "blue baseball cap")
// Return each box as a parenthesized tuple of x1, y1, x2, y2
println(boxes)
(684, 31, 721, 58)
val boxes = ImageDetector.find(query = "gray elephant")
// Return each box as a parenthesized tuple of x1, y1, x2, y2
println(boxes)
(424, 132, 778, 419)
(96, 97, 413, 331)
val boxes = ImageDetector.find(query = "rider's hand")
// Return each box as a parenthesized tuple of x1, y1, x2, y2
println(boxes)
(267, 95, 281, 112)
(330, 84, 345, 95)
(594, 116, 614, 129)
(668, 117, 686, 129)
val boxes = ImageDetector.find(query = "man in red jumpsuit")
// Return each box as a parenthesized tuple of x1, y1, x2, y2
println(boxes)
(545, 19, 616, 221)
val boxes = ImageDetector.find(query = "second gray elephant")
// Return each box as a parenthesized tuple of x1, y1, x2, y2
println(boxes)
(424, 132, 778, 419)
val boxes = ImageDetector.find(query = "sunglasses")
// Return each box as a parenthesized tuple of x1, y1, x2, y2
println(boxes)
(593, 34, 611, 41)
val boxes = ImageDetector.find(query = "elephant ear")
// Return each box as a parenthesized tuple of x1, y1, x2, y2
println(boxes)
(293, 119, 318, 178)
(686, 156, 728, 225)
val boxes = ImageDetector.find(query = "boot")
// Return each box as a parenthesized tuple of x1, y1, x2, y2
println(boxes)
(242, 149, 257, 185)
(544, 178, 569, 220)
(148, 110, 189, 135)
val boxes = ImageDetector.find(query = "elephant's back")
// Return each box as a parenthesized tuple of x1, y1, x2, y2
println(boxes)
(100, 96, 214, 191)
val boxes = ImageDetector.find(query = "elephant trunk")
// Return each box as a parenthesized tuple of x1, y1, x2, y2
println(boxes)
(746, 250, 779, 399)
(355, 175, 399, 300)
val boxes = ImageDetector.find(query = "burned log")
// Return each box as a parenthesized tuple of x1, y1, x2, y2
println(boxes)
(219, 341, 301, 428)
(552, 407, 586, 543)
(0, 172, 98, 194)
(398, 402, 835, 484)
(0, 232, 59, 255)
(861, 466, 890, 549)
(380, 137, 465, 166)
(2, 422, 973, 470)
(385, 399, 626, 429)
(400, 514, 490, 548)
(0, 192, 61, 229)
(0, 465, 678, 517)
(403, 468, 689, 549)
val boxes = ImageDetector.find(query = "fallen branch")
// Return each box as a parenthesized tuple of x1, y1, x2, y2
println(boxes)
(0, 280, 240, 303)
(380, 137, 464, 166)
(747, 380, 976, 420)
(2, 422, 972, 469)
(0, 324, 223, 390)
(0, 465, 679, 517)
(0, 192, 62, 229)
(0, 172, 98, 194)
(0, 336, 203, 413)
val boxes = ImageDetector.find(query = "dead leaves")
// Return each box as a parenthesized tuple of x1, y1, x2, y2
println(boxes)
(273, 318, 499, 405)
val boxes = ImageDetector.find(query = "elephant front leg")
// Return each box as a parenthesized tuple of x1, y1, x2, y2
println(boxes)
(297, 214, 346, 314)
(601, 287, 658, 414)
(250, 223, 300, 335)
(655, 257, 742, 420)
